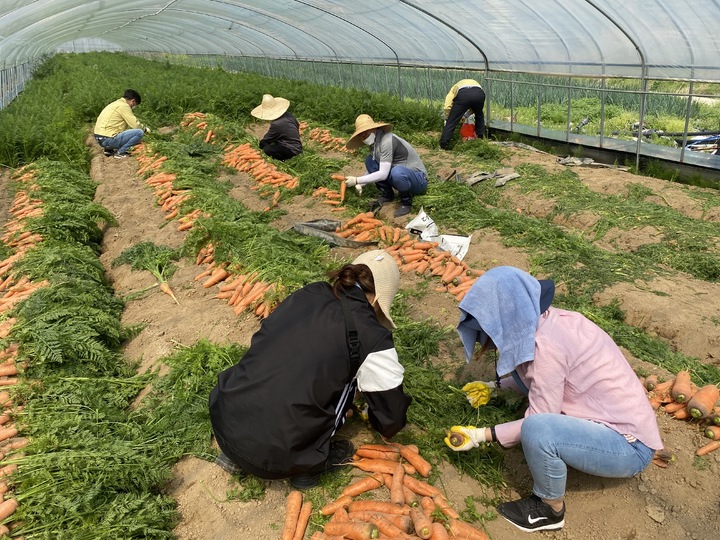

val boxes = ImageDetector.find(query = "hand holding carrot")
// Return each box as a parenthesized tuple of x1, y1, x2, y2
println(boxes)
(445, 425, 489, 451)
(344, 176, 358, 187)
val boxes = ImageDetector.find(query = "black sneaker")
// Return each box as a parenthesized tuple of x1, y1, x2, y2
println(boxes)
(215, 452, 241, 475)
(393, 205, 412, 218)
(497, 494, 565, 532)
(103, 149, 115, 157)
(290, 440, 354, 490)
(114, 153, 129, 159)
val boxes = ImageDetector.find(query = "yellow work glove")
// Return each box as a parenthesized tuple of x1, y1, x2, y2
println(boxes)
(444, 425, 488, 451)
(462, 381, 496, 408)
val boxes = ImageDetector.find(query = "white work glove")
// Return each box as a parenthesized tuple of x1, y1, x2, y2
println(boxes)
(462, 381, 496, 408)
(144, 126, 152, 134)
(344, 176, 358, 187)
(444, 426, 489, 451)
(355, 184, 363, 195)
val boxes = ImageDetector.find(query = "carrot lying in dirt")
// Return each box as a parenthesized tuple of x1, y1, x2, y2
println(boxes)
(323, 521, 379, 540)
(671, 370, 695, 403)
(292, 501, 313, 540)
(390, 462, 405, 505)
(433, 493, 460, 519)
(341, 472, 385, 497)
(696, 440, 720, 456)
(409, 507, 433, 539)
(447, 518, 490, 539)
(0, 498, 18, 521)
(282, 490, 303, 540)
(402, 475, 441, 497)
(351, 458, 413, 475)
(348, 500, 408, 516)
(391, 442, 432, 477)
(686, 384, 720, 419)
(431, 522, 451, 540)
(703, 425, 720, 440)
(320, 495, 353, 516)
(643, 374, 658, 392)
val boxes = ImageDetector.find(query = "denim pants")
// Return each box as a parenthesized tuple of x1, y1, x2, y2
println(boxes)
(365, 155, 427, 205)
(95, 128, 144, 155)
(520, 413, 655, 500)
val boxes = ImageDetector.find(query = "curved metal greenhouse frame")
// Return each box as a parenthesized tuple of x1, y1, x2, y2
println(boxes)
(1, 0, 719, 170)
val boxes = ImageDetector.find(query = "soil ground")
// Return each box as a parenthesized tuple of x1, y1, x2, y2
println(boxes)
(83, 131, 720, 540)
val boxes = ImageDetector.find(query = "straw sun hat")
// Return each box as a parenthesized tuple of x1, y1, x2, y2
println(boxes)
(352, 249, 400, 330)
(346, 114, 393, 150)
(250, 94, 290, 121)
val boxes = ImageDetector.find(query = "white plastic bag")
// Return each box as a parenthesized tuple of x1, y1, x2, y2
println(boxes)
(405, 207, 471, 260)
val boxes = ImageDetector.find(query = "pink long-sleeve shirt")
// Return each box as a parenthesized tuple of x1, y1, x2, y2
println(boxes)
(494, 307, 663, 450)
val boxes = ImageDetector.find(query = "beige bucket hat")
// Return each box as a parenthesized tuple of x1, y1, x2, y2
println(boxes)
(353, 249, 400, 330)
(251, 94, 290, 121)
(346, 114, 393, 150)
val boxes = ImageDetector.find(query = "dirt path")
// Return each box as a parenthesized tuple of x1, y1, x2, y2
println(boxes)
(88, 137, 720, 540)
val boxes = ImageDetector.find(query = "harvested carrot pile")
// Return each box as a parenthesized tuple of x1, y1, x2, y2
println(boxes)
(335, 212, 485, 301)
(642, 371, 720, 457)
(281, 443, 490, 539)
(300, 123, 353, 154)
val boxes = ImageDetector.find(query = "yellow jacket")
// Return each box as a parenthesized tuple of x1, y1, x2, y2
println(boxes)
(443, 79, 482, 116)
(94, 98, 144, 137)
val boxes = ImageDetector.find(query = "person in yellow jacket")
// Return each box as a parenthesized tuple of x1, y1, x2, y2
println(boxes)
(439, 79, 486, 150)
(93, 89, 149, 158)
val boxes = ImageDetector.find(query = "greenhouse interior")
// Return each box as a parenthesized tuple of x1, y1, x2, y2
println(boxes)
(1, 0, 719, 175)
(2, 3, 720, 540)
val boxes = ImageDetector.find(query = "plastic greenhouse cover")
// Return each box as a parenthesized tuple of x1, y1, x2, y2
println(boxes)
(1, 0, 719, 81)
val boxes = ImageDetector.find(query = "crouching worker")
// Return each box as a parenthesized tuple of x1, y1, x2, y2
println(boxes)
(446, 266, 662, 532)
(251, 94, 303, 161)
(93, 89, 150, 158)
(209, 250, 411, 489)
(344, 114, 427, 218)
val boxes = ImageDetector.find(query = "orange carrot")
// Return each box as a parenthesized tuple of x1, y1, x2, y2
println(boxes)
(696, 440, 720, 456)
(348, 500, 407, 516)
(409, 507, 433, 539)
(431, 522, 451, 540)
(348, 512, 412, 533)
(432, 494, 460, 519)
(320, 495, 353, 516)
(643, 374, 658, 392)
(282, 490, 303, 540)
(332, 174, 345, 181)
(0, 498, 17, 521)
(686, 384, 720, 419)
(203, 268, 229, 288)
(402, 475, 440, 497)
(323, 521, 378, 540)
(341, 472, 385, 497)
(351, 458, 403, 475)
(671, 370, 694, 403)
(447, 518, 489, 540)
(390, 463, 405, 505)
(358, 444, 399, 453)
(159, 282, 179, 304)
(340, 181, 347, 203)
(355, 448, 401, 461)
(663, 401, 686, 414)
(391, 443, 432, 478)
(331, 507, 350, 522)
(292, 501, 313, 540)
(419, 496, 435, 519)
(672, 407, 691, 420)
(704, 425, 720, 440)
(365, 513, 408, 538)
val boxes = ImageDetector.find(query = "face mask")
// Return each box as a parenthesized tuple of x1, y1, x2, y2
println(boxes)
(362, 132, 376, 146)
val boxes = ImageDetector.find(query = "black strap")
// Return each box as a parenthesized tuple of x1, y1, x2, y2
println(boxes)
(338, 293, 362, 375)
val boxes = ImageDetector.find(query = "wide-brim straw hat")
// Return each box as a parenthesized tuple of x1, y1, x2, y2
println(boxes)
(352, 249, 400, 330)
(346, 114, 393, 150)
(251, 94, 290, 121)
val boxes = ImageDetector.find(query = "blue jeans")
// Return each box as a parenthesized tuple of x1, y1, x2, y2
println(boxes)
(521, 414, 655, 500)
(365, 155, 427, 206)
(95, 128, 144, 155)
